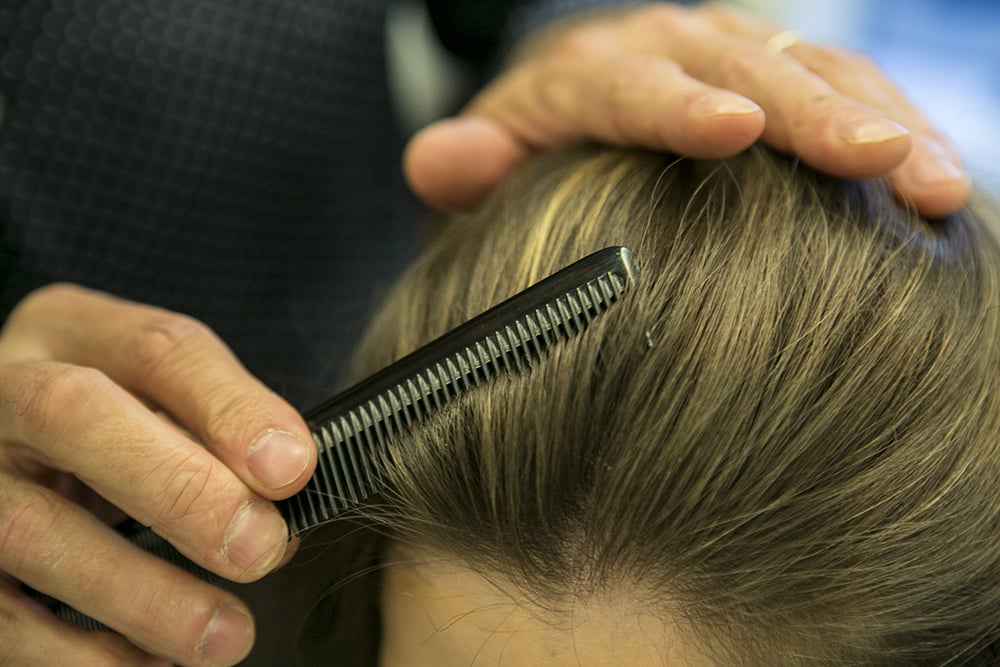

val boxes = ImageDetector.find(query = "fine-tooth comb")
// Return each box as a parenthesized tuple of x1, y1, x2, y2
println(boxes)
(40, 245, 637, 631)
(285, 245, 637, 535)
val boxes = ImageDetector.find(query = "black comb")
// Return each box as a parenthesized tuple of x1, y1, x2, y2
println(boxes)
(36, 246, 636, 631)
(283, 245, 636, 534)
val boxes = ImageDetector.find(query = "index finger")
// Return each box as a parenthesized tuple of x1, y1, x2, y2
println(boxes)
(0, 359, 288, 583)
(690, 4, 972, 216)
(6, 284, 317, 500)
(607, 7, 912, 178)
(768, 41, 972, 218)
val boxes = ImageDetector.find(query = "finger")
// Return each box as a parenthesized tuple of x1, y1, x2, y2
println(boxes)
(44, 469, 129, 525)
(404, 117, 530, 212)
(692, 3, 784, 42)
(886, 134, 972, 219)
(687, 4, 970, 216)
(0, 585, 168, 666)
(582, 6, 911, 177)
(675, 41, 912, 177)
(0, 481, 252, 666)
(5, 284, 316, 499)
(407, 53, 764, 211)
(0, 361, 288, 582)
(777, 43, 971, 217)
(601, 7, 912, 176)
(467, 45, 764, 153)
(414, 52, 763, 211)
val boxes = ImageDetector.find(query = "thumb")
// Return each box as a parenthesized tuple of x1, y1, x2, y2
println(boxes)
(404, 117, 530, 212)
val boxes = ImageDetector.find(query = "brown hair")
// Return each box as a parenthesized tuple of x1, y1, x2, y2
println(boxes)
(298, 145, 1000, 665)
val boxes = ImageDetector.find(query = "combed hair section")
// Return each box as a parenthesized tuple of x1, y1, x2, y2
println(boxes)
(342, 145, 1000, 666)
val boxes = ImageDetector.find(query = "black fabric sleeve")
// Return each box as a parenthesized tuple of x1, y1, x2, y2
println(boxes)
(424, 0, 697, 78)
(422, 0, 520, 74)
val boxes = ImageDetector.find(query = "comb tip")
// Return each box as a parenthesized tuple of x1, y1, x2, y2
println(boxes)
(616, 246, 637, 286)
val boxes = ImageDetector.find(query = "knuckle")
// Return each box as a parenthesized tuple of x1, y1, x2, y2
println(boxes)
(128, 312, 217, 382)
(789, 92, 840, 134)
(200, 386, 269, 449)
(3, 283, 80, 334)
(128, 575, 214, 655)
(717, 45, 760, 88)
(615, 54, 682, 84)
(796, 45, 836, 73)
(149, 452, 218, 529)
(130, 580, 170, 639)
(632, 3, 687, 33)
(608, 58, 680, 141)
(15, 282, 80, 312)
(533, 63, 576, 117)
(12, 364, 111, 439)
(127, 578, 184, 648)
(0, 482, 63, 575)
(550, 25, 611, 58)
(801, 45, 878, 78)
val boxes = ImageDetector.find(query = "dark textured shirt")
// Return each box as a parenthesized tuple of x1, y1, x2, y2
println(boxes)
(0, 0, 631, 409)
(0, 0, 415, 408)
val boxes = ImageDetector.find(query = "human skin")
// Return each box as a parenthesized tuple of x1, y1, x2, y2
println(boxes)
(378, 544, 714, 667)
(0, 285, 314, 666)
(0, 4, 972, 666)
(406, 4, 970, 218)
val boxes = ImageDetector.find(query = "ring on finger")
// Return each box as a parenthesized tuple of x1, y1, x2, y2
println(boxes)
(765, 30, 800, 54)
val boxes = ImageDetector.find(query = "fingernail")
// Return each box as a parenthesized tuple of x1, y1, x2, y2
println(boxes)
(694, 92, 762, 118)
(838, 115, 909, 144)
(246, 430, 311, 489)
(222, 501, 287, 575)
(199, 604, 254, 666)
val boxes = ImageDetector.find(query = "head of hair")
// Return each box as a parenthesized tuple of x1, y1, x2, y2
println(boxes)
(298, 145, 1000, 666)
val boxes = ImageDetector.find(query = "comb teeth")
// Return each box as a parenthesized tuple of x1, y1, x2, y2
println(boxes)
(280, 248, 635, 535)
(37, 249, 636, 634)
